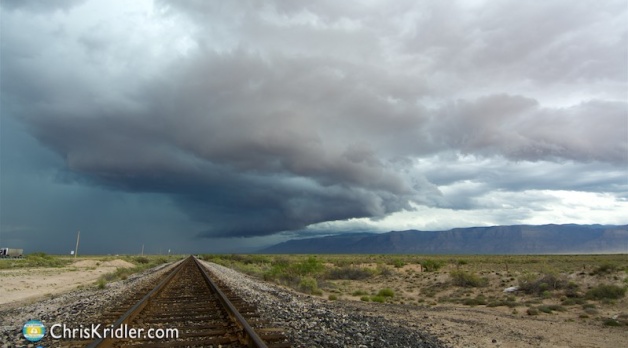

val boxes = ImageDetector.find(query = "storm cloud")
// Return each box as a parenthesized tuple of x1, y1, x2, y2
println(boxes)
(1, 0, 626, 243)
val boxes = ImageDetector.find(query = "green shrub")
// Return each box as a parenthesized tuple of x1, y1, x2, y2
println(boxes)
(421, 259, 444, 272)
(564, 282, 580, 298)
(360, 296, 370, 302)
(561, 298, 584, 306)
(23, 253, 68, 268)
(96, 278, 106, 289)
(261, 257, 329, 294)
(133, 256, 150, 264)
(376, 264, 393, 276)
(585, 284, 626, 300)
(328, 294, 338, 301)
(592, 263, 618, 275)
(527, 308, 539, 315)
(463, 296, 487, 306)
(330, 258, 353, 267)
(462, 299, 479, 306)
(263, 265, 289, 282)
(392, 259, 406, 268)
(450, 270, 487, 287)
(271, 256, 291, 267)
(603, 319, 621, 327)
(352, 290, 369, 296)
(371, 296, 386, 303)
(227, 254, 271, 265)
(518, 273, 567, 295)
(377, 288, 395, 297)
(153, 257, 169, 265)
(487, 299, 518, 308)
(294, 256, 325, 276)
(549, 304, 566, 312)
(298, 277, 319, 294)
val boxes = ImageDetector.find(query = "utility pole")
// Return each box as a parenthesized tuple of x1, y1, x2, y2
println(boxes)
(74, 230, 80, 259)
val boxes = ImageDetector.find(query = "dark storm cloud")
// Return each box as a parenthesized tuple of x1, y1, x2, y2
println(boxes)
(2, 49, 424, 236)
(1, 0, 626, 239)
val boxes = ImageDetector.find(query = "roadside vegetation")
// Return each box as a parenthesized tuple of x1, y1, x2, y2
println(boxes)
(0, 252, 74, 269)
(0, 252, 182, 289)
(449, 270, 487, 287)
(200, 253, 628, 326)
(95, 255, 180, 289)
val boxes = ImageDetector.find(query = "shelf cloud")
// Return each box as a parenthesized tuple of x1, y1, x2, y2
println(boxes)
(1, 0, 626, 248)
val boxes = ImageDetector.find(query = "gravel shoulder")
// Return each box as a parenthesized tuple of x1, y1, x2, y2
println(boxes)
(200, 261, 628, 348)
(1, 259, 444, 347)
(200, 260, 446, 348)
(2, 258, 626, 348)
(0, 261, 175, 347)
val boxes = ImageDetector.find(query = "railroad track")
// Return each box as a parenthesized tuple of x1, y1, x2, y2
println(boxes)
(77, 256, 289, 347)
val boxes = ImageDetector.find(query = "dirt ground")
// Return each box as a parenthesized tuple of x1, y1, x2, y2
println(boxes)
(319, 263, 628, 348)
(2, 258, 627, 347)
(350, 300, 627, 348)
(0, 259, 134, 308)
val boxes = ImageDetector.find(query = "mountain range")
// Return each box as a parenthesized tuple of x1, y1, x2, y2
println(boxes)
(261, 224, 628, 254)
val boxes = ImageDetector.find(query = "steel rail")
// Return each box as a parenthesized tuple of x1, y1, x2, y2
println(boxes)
(192, 257, 269, 348)
(87, 256, 272, 348)
(86, 258, 187, 348)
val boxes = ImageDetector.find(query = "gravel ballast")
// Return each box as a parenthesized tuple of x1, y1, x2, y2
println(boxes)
(0, 262, 176, 348)
(2, 259, 445, 347)
(200, 261, 446, 348)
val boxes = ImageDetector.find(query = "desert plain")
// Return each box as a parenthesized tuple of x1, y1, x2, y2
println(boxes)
(1, 253, 627, 347)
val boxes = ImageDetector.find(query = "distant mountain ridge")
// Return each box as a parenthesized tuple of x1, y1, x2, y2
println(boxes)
(261, 224, 628, 254)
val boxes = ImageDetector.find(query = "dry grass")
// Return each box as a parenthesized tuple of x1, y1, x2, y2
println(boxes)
(204, 253, 628, 327)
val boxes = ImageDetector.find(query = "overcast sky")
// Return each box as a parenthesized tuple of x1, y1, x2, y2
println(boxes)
(1, 0, 627, 254)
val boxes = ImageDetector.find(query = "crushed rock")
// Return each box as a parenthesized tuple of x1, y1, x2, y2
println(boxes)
(200, 260, 447, 348)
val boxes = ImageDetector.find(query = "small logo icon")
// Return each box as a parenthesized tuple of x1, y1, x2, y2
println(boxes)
(23, 320, 46, 342)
